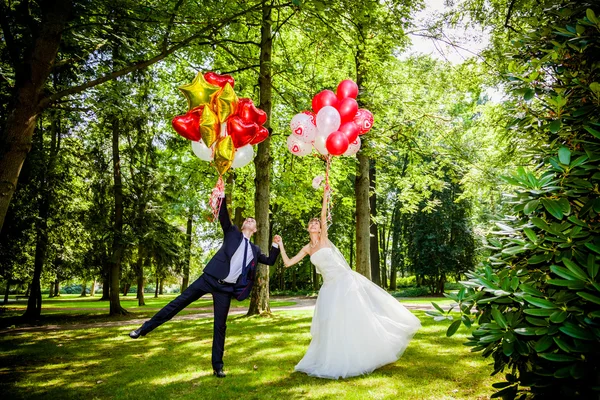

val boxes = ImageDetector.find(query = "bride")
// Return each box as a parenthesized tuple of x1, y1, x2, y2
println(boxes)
(274, 186, 421, 379)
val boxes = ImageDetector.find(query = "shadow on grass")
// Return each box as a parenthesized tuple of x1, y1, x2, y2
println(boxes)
(0, 311, 495, 400)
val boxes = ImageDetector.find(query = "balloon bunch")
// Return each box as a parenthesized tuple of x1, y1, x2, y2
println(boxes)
(171, 71, 269, 218)
(287, 79, 374, 157)
(172, 72, 268, 172)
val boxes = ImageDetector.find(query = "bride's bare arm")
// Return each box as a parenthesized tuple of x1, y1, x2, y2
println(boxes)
(275, 237, 309, 267)
(320, 185, 329, 243)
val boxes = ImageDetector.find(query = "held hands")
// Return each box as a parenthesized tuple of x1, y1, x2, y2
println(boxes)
(273, 235, 282, 245)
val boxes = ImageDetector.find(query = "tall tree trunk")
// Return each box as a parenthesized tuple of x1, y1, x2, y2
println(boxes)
(355, 152, 371, 279)
(154, 277, 159, 298)
(182, 215, 192, 292)
(349, 233, 354, 269)
(90, 279, 96, 297)
(3, 279, 10, 305)
(390, 202, 400, 291)
(0, 0, 71, 233)
(109, 117, 127, 315)
(369, 161, 380, 285)
(54, 279, 60, 297)
(248, 0, 273, 316)
(48, 282, 54, 298)
(312, 265, 319, 291)
(292, 269, 297, 291)
(80, 281, 87, 297)
(159, 279, 164, 295)
(136, 245, 145, 306)
(24, 112, 60, 318)
(100, 268, 110, 300)
(380, 225, 388, 289)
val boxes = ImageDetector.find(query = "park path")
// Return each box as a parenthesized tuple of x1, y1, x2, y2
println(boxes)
(0, 296, 441, 335)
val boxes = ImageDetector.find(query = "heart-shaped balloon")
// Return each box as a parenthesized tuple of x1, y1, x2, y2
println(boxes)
(337, 97, 359, 124)
(227, 116, 258, 148)
(237, 98, 267, 125)
(204, 72, 235, 88)
(172, 109, 201, 141)
(250, 126, 269, 145)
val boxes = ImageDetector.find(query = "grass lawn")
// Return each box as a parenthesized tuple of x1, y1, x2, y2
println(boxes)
(0, 309, 496, 400)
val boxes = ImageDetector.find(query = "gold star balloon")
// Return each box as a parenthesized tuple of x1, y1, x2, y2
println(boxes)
(214, 136, 235, 175)
(212, 82, 238, 123)
(178, 72, 221, 111)
(199, 106, 220, 148)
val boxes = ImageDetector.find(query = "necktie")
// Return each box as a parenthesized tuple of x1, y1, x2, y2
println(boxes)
(242, 238, 249, 270)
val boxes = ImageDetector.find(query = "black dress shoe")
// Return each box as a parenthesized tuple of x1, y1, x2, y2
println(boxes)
(213, 369, 226, 378)
(129, 328, 144, 339)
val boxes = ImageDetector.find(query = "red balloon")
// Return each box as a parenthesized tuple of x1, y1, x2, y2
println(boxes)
(250, 126, 269, 145)
(337, 97, 359, 123)
(312, 90, 338, 113)
(237, 98, 267, 125)
(325, 131, 349, 156)
(301, 110, 316, 125)
(227, 116, 258, 148)
(204, 72, 235, 88)
(339, 121, 360, 143)
(172, 109, 202, 141)
(353, 108, 374, 134)
(336, 79, 359, 99)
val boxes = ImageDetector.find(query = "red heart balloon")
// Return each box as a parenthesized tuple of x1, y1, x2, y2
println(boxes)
(204, 72, 235, 88)
(339, 121, 360, 143)
(227, 116, 258, 148)
(237, 98, 267, 125)
(312, 90, 338, 113)
(172, 109, 201, 141)
(337, 97, 359, 123)
(336, 79, 359, 100)
(250, 126, 269, 145)
(325, 131, 349, 156)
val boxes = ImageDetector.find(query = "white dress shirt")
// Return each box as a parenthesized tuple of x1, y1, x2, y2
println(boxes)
(224, 235, 251, 283)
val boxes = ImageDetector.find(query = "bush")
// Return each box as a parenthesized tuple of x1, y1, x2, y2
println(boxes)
(429, 7, 600, 399)
(390, 287, 430, 298)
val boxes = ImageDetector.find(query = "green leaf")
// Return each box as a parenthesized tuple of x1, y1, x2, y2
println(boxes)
(551, 264, 583, 281)
(446, 320, 461, 337)
(523, 295, 558, 309)
(514, 327, 539, 335)
(538, 353, 579, 362)
(559, 323, 595, 341)
(534, 335, 554, 352)
(528, 253, 552, 264)
(557, 198, 571, 215)
(431, 302, 445, 313)
(550, 310, 568, 323)
(491, 308, 508, 329)
(568, 215, 587, 227)
(584, 125, 600, 139)
(502, 339, 514, 356)
(541, 198, 564, 219)
(523, 308, 555, 316)
(587, 9, 599, 24)
(524, 200, 540, 214)
(531, 217, 551, 231)
(577, 292, 600, 305)
(548, 120, 562, 133)
(524, 88, 535, 101)
(585, 242, 600, 255)
(520, 283, 544, 297)
(563, 259, 589, 281)
(587, 255, 598, 278)
(523, 227, 537, 242)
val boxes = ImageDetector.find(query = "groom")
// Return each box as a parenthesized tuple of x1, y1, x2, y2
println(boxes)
(129, 195, 280, 378)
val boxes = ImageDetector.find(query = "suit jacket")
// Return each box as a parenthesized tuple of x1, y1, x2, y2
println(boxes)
(203, 196, 279, 299)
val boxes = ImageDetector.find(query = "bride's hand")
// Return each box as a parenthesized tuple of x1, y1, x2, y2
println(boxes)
(273, 235, 282, 245)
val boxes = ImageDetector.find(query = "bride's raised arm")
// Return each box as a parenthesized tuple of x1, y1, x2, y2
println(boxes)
(320, 185, 329, 244)
(274, 236, 309, 268)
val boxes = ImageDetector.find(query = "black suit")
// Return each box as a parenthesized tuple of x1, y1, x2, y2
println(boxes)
(139, 197, 279, 370)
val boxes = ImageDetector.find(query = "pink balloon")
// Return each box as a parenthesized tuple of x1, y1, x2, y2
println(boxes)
(290, 113, 317, 143)
(337, 98, 358, 124)
(301, 110, 316, 125)
(353, 109, 374, 134)
(312, 90, 338, 113)
(287, 135, 312, 156)
(343, 136, 361, 156)
(336, 79, 359, 99)
(339, 121, 360, 143)
(325, 131, 349, 156)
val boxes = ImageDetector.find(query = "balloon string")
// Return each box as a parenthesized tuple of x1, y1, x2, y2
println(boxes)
(210, 176, 225, 222)
(325, 156, 333, 227)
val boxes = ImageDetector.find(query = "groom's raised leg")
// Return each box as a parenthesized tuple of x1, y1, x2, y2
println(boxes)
(136, 274, 210, 336)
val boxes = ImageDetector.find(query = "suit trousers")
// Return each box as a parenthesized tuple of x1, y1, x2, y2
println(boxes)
(140, 273, 234, 370)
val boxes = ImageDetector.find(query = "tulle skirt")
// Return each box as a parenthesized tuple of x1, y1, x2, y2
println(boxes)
(294, 269, 421, 379)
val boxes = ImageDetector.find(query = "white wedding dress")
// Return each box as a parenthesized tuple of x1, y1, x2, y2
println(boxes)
(294, 246, 421, 379)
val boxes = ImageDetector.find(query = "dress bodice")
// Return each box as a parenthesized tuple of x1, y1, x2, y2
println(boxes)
(310, 247, 349, 283)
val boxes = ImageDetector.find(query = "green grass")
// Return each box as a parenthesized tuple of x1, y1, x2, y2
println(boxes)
(0, 310, 496, 399)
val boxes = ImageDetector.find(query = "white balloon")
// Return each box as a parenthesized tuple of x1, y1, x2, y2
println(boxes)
(313, 130, 330, 155)
(287, 135, 312, 156)
(316, 106, 341, 136)
(290, 113, 317, 143)
(343, 136, 361, 156)
(191, 140, 213, 161)
(231, 144, 254, 168)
